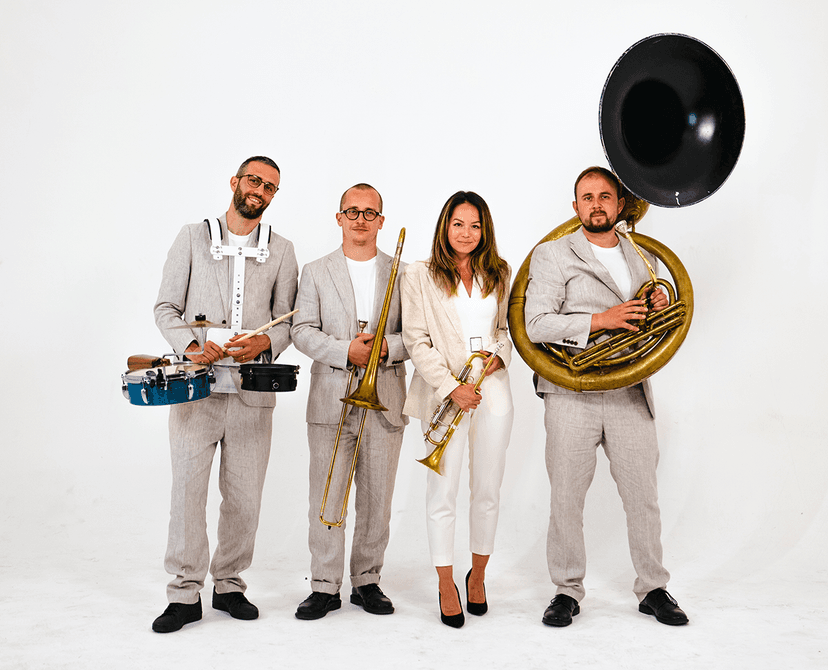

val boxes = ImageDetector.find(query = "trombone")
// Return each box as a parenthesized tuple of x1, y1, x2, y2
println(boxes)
(418, 341, 504, 476)
(319, 228, 406, 527)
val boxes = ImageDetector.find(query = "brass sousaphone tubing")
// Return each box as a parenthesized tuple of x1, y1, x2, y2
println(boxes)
(509, 34, 743, 392)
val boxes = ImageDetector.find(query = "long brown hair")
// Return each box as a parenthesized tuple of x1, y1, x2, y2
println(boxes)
(428, 191, 509, 300)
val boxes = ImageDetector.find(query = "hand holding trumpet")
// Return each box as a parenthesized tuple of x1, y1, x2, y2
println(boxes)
(448, 350, 503, 412)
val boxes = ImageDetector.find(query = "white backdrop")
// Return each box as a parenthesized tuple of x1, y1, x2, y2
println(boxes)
(1, 1, 826, 668)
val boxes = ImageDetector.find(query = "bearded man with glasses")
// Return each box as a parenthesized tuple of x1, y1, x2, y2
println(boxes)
(151, 156, 298, 633)
(291, 183, 409, 620)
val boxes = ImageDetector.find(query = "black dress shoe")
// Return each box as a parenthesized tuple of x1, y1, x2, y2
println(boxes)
(542, 594, 580, 627)
(212, 588, 259, 620)
(295, 592, 342, 620)
(152, 597, 202, 633)
(350, 584, 394, 615)
(465, 569, 488, 616)
(639, 588, 689, 625)
(439, 584, 465, 628)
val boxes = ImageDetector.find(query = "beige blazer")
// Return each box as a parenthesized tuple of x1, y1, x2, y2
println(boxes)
(401, 260, 512, 423)
(290, 246, 408, 427)
(154, 215, 298, 408)
(524, 227, 656, 416)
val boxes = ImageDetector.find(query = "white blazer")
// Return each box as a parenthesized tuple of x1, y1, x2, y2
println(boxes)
(401, 260, 512, 423)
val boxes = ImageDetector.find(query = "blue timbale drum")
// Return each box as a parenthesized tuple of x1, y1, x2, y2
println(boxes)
(122, 363, 215, 406)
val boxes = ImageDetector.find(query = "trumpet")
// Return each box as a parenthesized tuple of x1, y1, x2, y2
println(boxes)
(418, 341, 504, 476)
(319, 228, 405, 527)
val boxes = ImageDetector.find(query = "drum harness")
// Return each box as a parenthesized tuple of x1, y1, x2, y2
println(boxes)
(207, 217, 271, 376)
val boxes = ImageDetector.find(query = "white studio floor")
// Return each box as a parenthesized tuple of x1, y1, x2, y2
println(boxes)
(3, 542, 825, 669)
(2, 439, 826, 670)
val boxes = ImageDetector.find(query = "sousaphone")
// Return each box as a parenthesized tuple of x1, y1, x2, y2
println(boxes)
(509, 34, 745, 391)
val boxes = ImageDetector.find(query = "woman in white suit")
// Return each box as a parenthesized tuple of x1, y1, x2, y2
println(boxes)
(401, 191, 513, 628)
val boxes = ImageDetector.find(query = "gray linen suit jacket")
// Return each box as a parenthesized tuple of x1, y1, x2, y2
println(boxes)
(154, 214, 299, 408)
(290, 247, 408, 427)
(524, 227, 656, 416)
(401, 260, 512, 423)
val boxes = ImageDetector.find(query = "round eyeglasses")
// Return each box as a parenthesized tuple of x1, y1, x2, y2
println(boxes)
(340, 207, 381, 221)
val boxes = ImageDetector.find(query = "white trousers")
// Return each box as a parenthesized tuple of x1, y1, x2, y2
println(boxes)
(421, 368, 513, 566)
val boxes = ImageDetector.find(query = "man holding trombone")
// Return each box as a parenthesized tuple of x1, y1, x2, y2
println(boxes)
(291, 183, 408, 620)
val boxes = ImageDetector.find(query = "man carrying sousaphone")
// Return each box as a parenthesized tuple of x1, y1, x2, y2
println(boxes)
(524, 166, 688, 627)
(290, 183, 408, 620)
(151, 156, 298, 633)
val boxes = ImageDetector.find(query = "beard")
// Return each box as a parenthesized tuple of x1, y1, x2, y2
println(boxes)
(581, 209, 616, 233)
(233, 185, 267, 220)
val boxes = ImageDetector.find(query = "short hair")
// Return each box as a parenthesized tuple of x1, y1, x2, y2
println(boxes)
(339, 183, 383, 212)
(573, 166, 622, 199)
(428, 191, 509, 300)
(236, 156, 281, 177)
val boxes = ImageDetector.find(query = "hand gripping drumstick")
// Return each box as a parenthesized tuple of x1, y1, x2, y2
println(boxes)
(126, 310, 299, 370)
(220, 309, 299, 356)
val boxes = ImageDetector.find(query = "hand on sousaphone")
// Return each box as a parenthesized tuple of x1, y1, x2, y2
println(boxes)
(593, 285, 668, 334)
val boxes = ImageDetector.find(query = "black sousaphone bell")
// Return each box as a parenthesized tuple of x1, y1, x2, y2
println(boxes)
(600, 33, 745, 207)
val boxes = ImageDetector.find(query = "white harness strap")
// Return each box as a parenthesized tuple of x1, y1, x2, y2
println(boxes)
(207, 218, 271, 329)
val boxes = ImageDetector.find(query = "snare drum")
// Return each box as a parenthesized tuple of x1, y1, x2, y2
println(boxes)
(121, 364, 215, 406)
(239, 363, 300, 392)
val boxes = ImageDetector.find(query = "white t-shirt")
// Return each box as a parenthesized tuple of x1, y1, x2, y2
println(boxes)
(346, 256, 377, 326)
(589, 241, 633, 300)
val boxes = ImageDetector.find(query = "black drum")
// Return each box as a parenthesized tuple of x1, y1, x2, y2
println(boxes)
(240, 363, 300, 392)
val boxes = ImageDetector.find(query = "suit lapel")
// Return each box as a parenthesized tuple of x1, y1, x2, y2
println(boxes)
(570, 228, 626, 302)
(327, 247, 359, 336)
(426, 268, 465, 344)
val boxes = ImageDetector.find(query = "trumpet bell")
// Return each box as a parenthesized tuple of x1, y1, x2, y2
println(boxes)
(600, 33, 745, 207)
(416, 450, 444, 476)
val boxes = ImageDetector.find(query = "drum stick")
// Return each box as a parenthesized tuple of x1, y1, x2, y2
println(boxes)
(221, 309, 299, 354)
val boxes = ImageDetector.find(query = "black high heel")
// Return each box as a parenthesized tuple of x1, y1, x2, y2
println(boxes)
(465, 568, 488, 616)
(439, 584, 465, 628)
